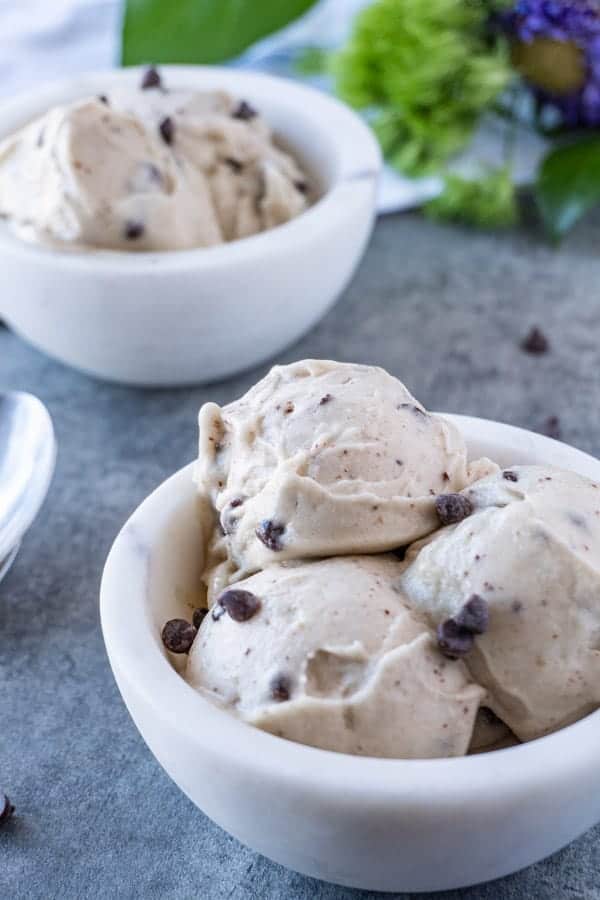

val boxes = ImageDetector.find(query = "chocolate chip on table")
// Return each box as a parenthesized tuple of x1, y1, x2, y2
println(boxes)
(256, 519, 286, 551)
(319, 394, 333, 405)
(454, 594, 489, 635)
(541, 415, 561, 440)
(270, 674, 292, 702)
(435, 493, 473, 526)
(232, 100, 257, 121)
(161, 619, 197, 653)
(502, 470, 519, 482)
(192, 608, 207, 629)
(521, 326, 549, 355)
(140, 66, 162, 90)
(0, 794, 14, 827)
(159, 116, 175, 145)
(437, 619, 475, 659)
(223, 157, 243, 174)
(216, 589, 261, 623)
(124, 220, 144, 240)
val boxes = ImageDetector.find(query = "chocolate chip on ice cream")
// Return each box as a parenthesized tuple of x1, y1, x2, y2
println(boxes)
(503, 470, 519, 482)
(158, 115, 174, 145)
(124, 220, 144, 240)
(217, 589, 261, 622)
(435, 493, 473, 526)
(140, 66, 162, 90)
(454, 595, 489, 635)
(255, 520, 286, 552)
(270, 674, 292, 702)
(437, 619, 475, 659)
(161, 619, 197, 653)
(232, 100, 257, 120)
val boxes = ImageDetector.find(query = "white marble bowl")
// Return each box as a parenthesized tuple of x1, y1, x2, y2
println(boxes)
(0, 66, 380, 386)
(100, 416, 600, 892)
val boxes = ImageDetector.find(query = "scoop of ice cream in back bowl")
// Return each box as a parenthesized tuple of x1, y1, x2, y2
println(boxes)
(100, 360, 600, 893)
(0, 66, 380, 385)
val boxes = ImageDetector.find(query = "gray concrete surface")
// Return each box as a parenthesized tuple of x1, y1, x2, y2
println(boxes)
(2, 212, 600, 899)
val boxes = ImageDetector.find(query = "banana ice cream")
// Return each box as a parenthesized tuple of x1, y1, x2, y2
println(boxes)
(0, 67, 308, 251)
(196, 359, 494, 600)
(160, 360, 600, 760)
(187, 556, 485, 759)
(401, 465, 600, 741)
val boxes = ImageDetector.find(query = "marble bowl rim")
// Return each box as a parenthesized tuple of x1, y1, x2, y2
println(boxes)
(100, 413, 600, 802)
(0, 64, 381, 272)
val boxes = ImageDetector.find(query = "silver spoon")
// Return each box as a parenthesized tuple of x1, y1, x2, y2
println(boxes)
(0, 392, 56, 585)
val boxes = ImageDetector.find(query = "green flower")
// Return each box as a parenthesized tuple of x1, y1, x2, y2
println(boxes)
(333, 0, 513, 175)
(425, 167, 518, 228)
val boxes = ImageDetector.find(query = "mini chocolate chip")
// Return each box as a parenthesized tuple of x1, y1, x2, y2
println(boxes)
(454, 595, 489, 635)
(270, 673, 291, 702)
(319, 394, 333, 405)
(0, 794, 15, 826)
(294, 180, 308, 194)
(435, 493, 473, 526)
(511, 600, 523, 613)
(159, 116, 174, 145)
(211, 605, 226, 622)
(230, 497, 243, 508)
(224, 157, 243, 173)
(391, 545, 407, 560)
(283, 401, 294, 414)
(503, 470, 519, 482)
(141, 66, 162, 90)
(232, 100, 257, 120)
(192, 608, 207, 629)
(541, 415, 561, 440)
(437, 619, 474, 659)
(521, 326, 549, 355)
(217, 589, 261, 623)
(256, 519, 286, 551)
(97, 94, 109, 105)
(161, 619, 197, 653)
(124, 220, 144, 240)
(442, 472, 450, 482)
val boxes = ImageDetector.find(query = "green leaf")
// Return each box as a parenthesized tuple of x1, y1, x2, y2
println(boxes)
(122, 0, 319, 66)
(535, 137, 600, 240)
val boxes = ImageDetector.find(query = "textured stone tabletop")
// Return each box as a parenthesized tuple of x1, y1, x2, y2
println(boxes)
(2, 212, 600, 900)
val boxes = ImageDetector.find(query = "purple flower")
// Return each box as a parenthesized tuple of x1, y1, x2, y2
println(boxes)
(502, 1, 600, 126)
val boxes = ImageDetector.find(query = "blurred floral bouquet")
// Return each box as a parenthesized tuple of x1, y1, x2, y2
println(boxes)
(321, 0, 600, 236)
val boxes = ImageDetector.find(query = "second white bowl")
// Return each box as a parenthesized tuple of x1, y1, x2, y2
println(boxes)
(100, 415, 600, 892)
(0, 66, 380, 386)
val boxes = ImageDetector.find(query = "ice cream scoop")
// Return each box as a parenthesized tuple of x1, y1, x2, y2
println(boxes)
(186, 555, 485, 759)
(196, 359, 495, 600)
(0, 69, 308, 251)
(400, 465, 600, 741)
